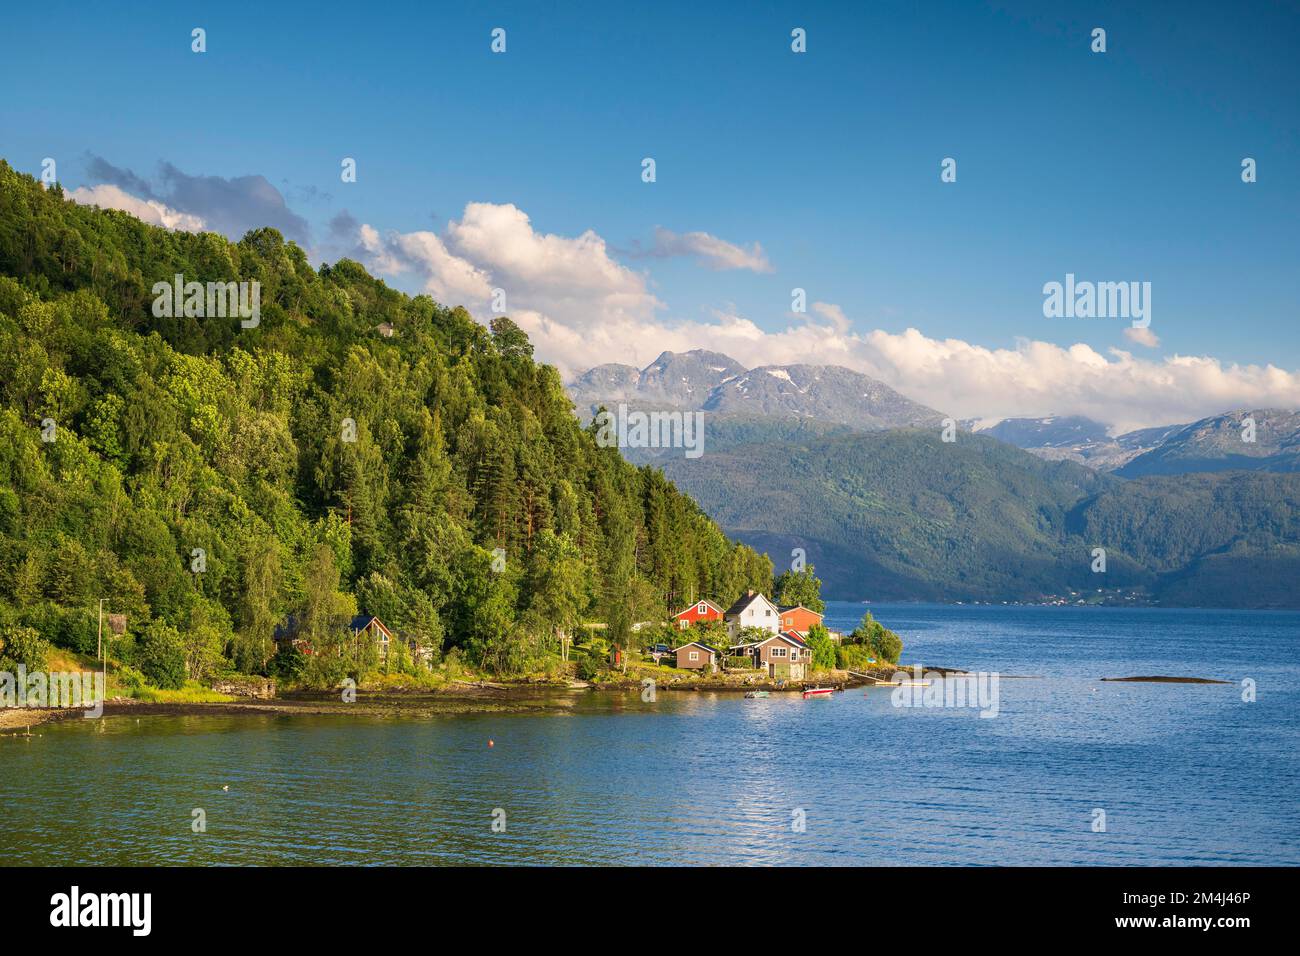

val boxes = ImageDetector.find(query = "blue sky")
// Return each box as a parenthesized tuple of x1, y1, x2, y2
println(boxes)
(1, 0, 1297, 428)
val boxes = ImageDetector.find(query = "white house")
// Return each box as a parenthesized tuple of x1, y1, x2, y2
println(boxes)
(724, 590, 782, 640)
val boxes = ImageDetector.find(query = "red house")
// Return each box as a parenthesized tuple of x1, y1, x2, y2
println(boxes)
(778, 605, 824, 636)
(672, 599, 725, 631)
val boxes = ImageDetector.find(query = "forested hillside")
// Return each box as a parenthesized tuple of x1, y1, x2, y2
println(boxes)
(0, 160, 771, 684)
(660, 429, 1300, 607)
(660, 430, 1118, 601)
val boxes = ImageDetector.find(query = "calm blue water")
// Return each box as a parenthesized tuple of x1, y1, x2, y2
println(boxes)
(2, 603, 1297, 865)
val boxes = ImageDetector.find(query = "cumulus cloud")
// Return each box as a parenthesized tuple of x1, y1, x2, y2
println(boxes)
(340, 201, 1299, 433)
(81, 155, 310, 243)
(635, 226, 773, 273)
(811, 301, 851, 334)
(1123, 325, 1161, 348)
(347, 201, 664, 350)
(66, 183, 206, 232)
(356, 223, 495, 305)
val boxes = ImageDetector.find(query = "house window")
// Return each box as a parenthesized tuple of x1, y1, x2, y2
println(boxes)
(697, 603, 707, 613)
(688, 651, 699, 662)
(790, 650, 799, 660)
(772, 647, 787, 658)
(680, 620, 689, 630)
(765, 609, 772, 617)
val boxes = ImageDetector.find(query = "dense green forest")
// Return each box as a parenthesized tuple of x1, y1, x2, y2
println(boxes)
(660, 429, 1300, 607)
(0, 160, 772, 686)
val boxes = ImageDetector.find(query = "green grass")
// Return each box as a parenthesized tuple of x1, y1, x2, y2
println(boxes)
(132, 681, 235, 703)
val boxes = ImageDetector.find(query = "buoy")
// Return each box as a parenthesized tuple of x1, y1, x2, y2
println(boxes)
(488, 739, 494, 748)
(222, 785, 229, 791)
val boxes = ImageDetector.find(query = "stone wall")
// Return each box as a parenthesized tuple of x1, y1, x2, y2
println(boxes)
(211, 677, 276, 699)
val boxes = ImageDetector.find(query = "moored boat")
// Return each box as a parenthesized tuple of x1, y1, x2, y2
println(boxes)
(802, 687, 834, 699)
(744, 690, 769, 699)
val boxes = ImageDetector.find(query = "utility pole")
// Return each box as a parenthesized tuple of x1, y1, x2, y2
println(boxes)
(97, 598, 109, 690)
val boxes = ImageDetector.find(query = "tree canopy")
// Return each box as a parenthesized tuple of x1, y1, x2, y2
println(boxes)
(0, 160, 772, 681)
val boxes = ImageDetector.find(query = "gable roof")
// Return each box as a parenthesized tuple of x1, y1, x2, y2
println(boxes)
(674, 641, 719, 654)
(672, 599, 724, 619)
(350, 614, 393, 638)
(749, 632, 807, 651)
(724, 592, 777, 617)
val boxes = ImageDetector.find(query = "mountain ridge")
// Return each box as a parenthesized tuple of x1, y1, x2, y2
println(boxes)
(569, 349, 947, 430)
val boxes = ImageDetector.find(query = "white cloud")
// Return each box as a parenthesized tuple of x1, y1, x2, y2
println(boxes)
(811, 301, 851, 334)
(1123, 326, 1161, 348)
(66, 183, 206, 232)
(356, 224, 493, 304)
(645, 227, 773, 273)
(349, 202, 664, 357)
(345, 202, 1299, 432)
(662, 313, 1299, 433)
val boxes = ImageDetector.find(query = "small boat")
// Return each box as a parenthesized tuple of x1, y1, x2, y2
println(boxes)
(744, 690, 769, 699)
(802, 687, 834, 699)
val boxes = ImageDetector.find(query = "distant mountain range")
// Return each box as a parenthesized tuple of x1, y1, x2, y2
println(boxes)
(963, 410, 1300, 476)
(569, 350, 945, 430)
(572, 351, 1300, 476)
(567, 351, 1300, 607)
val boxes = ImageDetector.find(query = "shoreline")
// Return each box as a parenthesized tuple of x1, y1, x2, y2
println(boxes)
(4, 666, 1227, 732)
(0, 663, 922, 730)
(7, 665, 1227, 733)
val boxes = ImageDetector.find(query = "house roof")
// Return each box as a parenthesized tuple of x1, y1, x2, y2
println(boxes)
(747, 632, 807, 651)
(350, 614, 393, 638)
(724, 592, 775, 617)
(674, 641, 719, 654)
(672, 599, 724, 619)
(272, 615, 299, 641)
(781, 630, 809, 647)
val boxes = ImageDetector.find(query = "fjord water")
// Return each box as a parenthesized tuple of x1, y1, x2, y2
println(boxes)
(3, 603, 1297, 866)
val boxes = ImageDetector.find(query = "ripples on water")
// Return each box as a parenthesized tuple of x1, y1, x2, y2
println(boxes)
(2, 604, 1297, 865)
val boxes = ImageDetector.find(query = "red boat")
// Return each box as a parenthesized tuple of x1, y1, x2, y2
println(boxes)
(802, 687, 834, 699)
